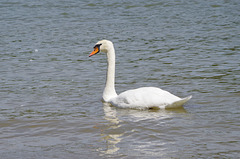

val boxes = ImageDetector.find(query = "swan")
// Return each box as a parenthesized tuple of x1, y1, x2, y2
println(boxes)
(89, 40, 192, 109)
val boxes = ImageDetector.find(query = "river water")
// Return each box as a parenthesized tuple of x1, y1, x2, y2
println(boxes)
(1, 0, 240, 158)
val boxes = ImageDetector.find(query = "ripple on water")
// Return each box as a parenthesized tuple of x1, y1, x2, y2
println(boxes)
(1, 0, 240, 158)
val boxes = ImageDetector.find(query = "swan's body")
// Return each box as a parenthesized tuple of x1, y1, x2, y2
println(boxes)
(89, 40, 191, 110)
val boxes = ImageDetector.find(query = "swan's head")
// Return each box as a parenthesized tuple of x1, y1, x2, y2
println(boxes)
(89, 40, 113, 57)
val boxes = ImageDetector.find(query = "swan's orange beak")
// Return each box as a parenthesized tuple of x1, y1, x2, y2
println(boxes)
(89, 46, 100, 57)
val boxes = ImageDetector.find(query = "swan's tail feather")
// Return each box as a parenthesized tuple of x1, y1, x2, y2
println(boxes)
(165, 95, 192, 109)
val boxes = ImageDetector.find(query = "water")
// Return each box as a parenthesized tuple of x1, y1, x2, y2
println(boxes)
(1, 0, 240, 158)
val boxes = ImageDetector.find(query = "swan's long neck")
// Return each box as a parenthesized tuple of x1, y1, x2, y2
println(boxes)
(103, 46, 117, 102)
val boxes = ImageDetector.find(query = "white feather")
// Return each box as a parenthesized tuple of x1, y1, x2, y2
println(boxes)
(110, 87, 191, 109)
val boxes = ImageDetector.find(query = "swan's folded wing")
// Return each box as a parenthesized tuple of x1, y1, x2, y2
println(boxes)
(110, 87, 190, 109)
(165, 95, 192, 109)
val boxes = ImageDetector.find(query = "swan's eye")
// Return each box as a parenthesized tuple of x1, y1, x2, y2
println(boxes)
(94, 44, 102, 48)
(94, 44, 102, 52)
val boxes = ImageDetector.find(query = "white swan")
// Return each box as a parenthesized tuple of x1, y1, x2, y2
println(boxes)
(89, 40, 192, 110)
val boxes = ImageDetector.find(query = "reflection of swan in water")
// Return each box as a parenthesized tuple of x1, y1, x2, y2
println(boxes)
(97, 102, 188, 155)
(97, 102, 123, 155)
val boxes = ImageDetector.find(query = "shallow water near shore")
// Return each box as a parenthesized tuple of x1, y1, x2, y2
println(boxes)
(1, 0, 240, 158)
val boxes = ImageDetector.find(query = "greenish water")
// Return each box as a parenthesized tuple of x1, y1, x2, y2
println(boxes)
(1, 0, 240, 158)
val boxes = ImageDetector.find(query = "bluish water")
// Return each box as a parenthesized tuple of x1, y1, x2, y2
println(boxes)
(1, 0, 240, 158)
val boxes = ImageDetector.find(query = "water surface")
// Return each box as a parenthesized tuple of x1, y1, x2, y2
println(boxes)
(1, 0, 240, 158)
